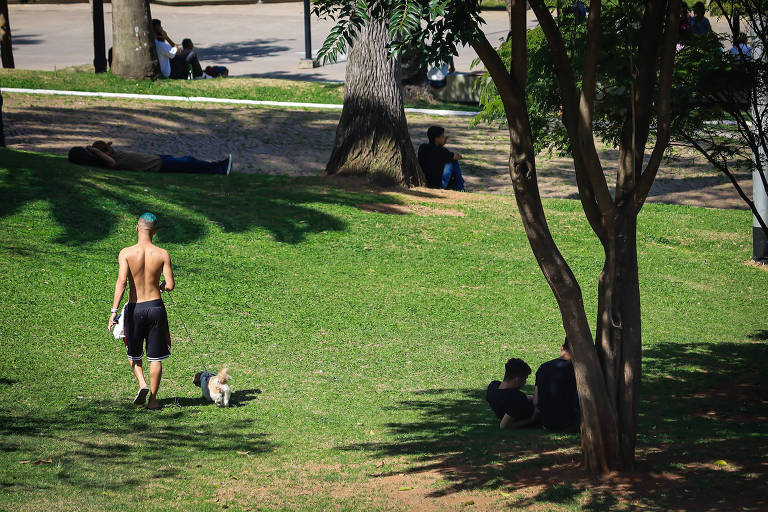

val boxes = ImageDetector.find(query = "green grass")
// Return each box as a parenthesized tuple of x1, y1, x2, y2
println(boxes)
(480, 0, 508, 9)
(1, 148, 766, 511)
(0, 68, 478, 112)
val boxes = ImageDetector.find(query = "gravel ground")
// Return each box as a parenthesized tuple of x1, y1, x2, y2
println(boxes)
(3, 93, 751, 210)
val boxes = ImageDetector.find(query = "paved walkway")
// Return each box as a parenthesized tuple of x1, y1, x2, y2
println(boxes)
(2, 93, 750, 210)
(6, 3, 518, 81)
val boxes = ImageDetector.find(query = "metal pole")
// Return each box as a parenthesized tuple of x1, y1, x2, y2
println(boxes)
(754, 143, 768, 262)
(752, 20, 768, 262)
(303, 0, 312, 60)
(92, 0, 107, 73)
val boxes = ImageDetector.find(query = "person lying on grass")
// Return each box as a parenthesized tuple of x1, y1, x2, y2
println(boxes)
(108, 213, 175, 411)
(68, 141, 232, 175)
(486, 358, 539, 429)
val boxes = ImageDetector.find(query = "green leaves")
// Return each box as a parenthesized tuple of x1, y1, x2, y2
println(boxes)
(315, 0, 485, 68)
(388, 0, 422, 40)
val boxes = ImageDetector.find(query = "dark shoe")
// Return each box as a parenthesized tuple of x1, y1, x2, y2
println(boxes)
(133, 386, 150, 405)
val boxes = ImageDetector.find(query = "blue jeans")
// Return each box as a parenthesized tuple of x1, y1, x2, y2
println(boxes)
(442, 160, 465, 191)
(159, 155, 225, 174)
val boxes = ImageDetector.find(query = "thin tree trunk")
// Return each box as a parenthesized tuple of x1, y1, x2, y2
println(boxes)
(0, 0, 14, 69)
(595, 215, 641, 470)
(111, 0, 159, 80)
(616, 219, 641, 469)
(325, 17, 423, 186)
(0, 90, 6, 147)
(92, 0, 108, 73)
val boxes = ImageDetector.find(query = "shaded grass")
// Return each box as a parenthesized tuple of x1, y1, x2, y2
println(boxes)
(0, 147, 766, 511)
(0, 68, 478, 112)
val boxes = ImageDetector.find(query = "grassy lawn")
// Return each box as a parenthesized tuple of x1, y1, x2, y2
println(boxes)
(0, 69, 478, 112)
(480, 0, 508, 9)
(0, 148, 766, 511)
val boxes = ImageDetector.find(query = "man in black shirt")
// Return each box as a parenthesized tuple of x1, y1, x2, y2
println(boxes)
(417, 125, 465, 191)
(486, 358, 538, 429)
(534, 338, 580, 432)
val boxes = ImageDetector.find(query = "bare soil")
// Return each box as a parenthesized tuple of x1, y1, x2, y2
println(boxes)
(2, 94, 753, 210)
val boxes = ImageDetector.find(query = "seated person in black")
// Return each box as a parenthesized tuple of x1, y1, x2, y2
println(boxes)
(170, 39, 208, 79)
(534, 337, 580, 432)
(417, 125, 465, 191)
(486, 357, 538, 429)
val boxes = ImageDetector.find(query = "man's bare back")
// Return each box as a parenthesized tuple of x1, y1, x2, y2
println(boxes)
(119, 242, 174, 303)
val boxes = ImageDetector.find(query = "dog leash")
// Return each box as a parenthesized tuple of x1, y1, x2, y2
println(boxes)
(164, 290, 209, 373)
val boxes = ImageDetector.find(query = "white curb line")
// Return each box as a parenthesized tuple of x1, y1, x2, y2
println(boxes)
(0, 87, 479, 117)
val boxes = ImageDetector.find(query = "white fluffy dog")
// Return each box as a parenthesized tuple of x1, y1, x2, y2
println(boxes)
(193, 368, 232, 407)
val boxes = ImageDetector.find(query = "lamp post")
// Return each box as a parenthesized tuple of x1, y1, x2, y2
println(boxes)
(298, 0, 318, 68)
(752, 21, 768, 262)
(92, 0, 108, 73)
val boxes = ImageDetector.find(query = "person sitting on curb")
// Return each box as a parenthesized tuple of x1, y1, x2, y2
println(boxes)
(417, 125, 465, 191)
(534, 337, 581, 433)
(486, 358, 539, 429)
(68, 141, 232, 175)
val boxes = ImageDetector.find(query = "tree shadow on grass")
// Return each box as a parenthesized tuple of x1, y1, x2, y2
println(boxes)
(0, 399, 274, 493)
(338, 340, 767, 510)
(0, 148, 392, 245)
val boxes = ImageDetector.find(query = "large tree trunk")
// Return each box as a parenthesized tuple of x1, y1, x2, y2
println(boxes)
(0, 0, 14, 69)
(111, 0, 159, 80)
(92, 0, 108, 73)
(325, 17, 424, 186)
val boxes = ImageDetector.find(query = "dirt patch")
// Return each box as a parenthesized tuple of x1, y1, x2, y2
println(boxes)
(2, 93, 753, 210)
(743, 259, 768, 271)
(357, 203, 465, 217)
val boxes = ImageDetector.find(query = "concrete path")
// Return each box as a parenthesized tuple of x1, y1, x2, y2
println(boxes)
(6, 3, 521, 81)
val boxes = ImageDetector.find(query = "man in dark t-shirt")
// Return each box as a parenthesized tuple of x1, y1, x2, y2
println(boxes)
(534, 338, 580, 432)
(417, 126, 465, 191)
(486, 358, 537, 429)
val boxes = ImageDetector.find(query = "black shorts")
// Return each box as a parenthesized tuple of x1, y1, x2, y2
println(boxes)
(124, 299, 171, 362)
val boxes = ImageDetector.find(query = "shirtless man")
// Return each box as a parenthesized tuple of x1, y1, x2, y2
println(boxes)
(108, 213, 175, 410)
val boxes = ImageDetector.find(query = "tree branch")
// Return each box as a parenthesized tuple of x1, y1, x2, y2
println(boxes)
(529, 0, 616, 219)
(508, 0, 527, 88)
(578, 0, 601, 129)
(687, 135, 768, 237)
(630, 0, 681, 214)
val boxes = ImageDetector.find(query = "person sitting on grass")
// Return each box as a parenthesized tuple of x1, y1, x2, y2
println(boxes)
(417, 125, 465, 191)
(68, 141, 232, 175)
(171, 39, 209, 79)
(152, 19, 179, 79)
(486, 358, 539, 429)
(534, 337, 581, 433)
